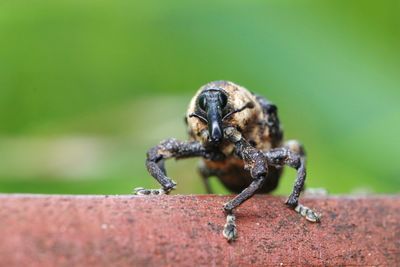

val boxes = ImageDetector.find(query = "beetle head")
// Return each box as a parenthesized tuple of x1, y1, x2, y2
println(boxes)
(188, 82, 256, 145)
(195, 88, 228, 144)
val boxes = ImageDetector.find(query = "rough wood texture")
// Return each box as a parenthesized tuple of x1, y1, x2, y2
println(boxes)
(0, 194, 398, 266)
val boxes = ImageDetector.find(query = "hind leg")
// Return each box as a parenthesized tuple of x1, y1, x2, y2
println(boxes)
(198, 161, 215, 194)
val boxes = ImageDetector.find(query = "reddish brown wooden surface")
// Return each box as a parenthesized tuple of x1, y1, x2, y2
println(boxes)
(0, 194, 399, 266)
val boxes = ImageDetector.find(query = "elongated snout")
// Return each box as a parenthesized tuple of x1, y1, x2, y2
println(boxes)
(210, 120, 223, 143)
(207, 104, 223, 144)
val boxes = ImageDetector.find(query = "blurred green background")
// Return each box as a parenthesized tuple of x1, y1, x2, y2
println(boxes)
(0, 0, 399, 195)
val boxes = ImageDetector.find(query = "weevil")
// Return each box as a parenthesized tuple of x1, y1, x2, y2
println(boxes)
(134, 80, 320, 241)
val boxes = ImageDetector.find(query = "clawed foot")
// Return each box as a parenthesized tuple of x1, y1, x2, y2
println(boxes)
(133, 187, 170, 195)
(223, 214, 237, 242)
(286, 195, 321, 223)
(294, 204, 321, 222)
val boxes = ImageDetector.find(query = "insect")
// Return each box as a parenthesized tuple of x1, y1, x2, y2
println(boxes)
(134, 80, 320, 241)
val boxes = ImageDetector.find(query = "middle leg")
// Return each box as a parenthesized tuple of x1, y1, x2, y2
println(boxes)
(264, 146, 320, 223)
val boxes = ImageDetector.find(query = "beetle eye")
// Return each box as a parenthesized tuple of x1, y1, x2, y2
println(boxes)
(198, 94, 207, 111)
(219, 93, 228, 108)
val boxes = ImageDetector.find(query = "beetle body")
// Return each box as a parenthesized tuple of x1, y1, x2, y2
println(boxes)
(186, 80, 283, 193)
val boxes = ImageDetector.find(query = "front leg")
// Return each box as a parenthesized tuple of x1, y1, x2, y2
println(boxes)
(222, 127, 268, 241)
(134, 138, 208, 195)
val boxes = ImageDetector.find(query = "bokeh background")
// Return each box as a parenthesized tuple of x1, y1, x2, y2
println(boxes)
(0, 0, 399, 195)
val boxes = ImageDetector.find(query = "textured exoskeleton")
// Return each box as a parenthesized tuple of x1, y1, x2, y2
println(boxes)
(135, 81, 320, 241)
